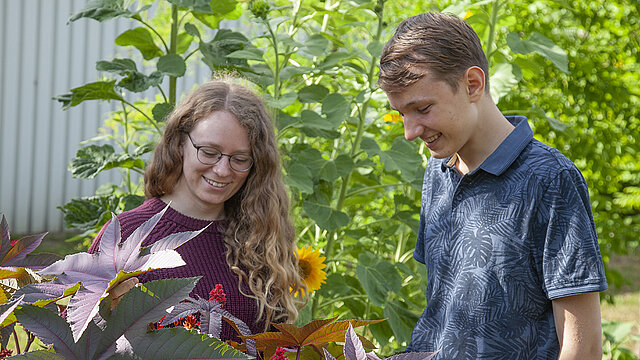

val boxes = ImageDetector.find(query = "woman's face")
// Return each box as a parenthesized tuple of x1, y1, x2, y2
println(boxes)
(171, 110, 251, 219)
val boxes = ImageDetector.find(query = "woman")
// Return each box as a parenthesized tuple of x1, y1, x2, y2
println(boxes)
(89, 79, 304, 340)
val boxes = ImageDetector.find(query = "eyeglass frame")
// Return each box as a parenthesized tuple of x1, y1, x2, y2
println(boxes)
(184, 132, 254, 172)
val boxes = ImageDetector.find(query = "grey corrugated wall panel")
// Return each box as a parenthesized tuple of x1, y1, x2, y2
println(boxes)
(0, 0, 215, 234)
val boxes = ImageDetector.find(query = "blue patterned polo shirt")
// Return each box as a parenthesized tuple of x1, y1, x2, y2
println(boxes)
(406, 116, 608, 359)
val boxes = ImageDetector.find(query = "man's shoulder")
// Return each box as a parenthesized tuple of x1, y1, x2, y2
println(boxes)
(514, 139, 582, 185)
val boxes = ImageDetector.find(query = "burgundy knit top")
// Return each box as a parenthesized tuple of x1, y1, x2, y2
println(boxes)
(88, 197, 264, 341)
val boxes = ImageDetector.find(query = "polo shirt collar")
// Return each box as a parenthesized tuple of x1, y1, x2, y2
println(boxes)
(440, 116, 533, 175)
(478, 116, 533, 176)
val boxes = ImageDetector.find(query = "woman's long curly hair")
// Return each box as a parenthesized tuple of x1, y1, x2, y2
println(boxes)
(145, 78, 305, 328)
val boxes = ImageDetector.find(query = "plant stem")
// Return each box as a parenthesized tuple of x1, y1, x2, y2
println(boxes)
(265, 20, 281, 99)
(12, 329, 20, 354)
(169, 5, 178, 105)
(136, 17, 169, 53)
(486, 0, 501, 65)
(24, 332, 35, 353)
(123, 100, 161, 133)
(157, 85, 168, 103)
(346, 183, 405, 198)
(296, 346, 302, 360)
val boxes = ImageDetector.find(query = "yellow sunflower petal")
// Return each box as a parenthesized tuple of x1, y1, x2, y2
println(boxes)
(296, 246, 327, 295)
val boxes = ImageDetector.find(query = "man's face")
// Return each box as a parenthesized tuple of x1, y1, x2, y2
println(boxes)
(386, 73, 479, 160)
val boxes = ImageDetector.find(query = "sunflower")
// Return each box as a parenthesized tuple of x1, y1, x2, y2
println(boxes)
(296, 246, 327, 295)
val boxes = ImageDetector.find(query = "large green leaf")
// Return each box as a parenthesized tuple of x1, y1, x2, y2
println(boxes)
(321, 93, 350, 125)
(54, 81, 124, 110)
(93, 278, 200, 359)
(506, 31, 568, 73)
(129, 326, 248, 360)
(489, 63, 520, 104)
(115, 28, 164, 60)
(285, 163, 314, 194)
(14, 304, 102, 359)
(382, 300, 420, 345)
(360, 137, 422, 182)
(199, 29, 252, 70)
(58, 195, 119, 231)
(67, 0, 150, 23)
(303, 34, 330, 57)
(157, 54, 186, 77)
(68, 144, 145, 180)
(298, 85, 330, 103)
(355, 252, 402, 307)
(298, 110, 340, 139)
(96, 59, 164, 93)
(302, 199, 350, 232)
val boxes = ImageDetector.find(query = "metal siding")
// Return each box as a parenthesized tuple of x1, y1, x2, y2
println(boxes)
(0, 0, 211, 233)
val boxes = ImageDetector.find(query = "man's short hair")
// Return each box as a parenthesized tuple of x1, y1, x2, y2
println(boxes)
(378, 12, 489, 94)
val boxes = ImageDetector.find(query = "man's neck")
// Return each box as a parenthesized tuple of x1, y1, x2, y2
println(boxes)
(457, 103, 514, 175)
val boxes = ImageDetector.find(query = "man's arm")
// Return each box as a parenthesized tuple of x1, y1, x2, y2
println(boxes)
(552, 292, 603, 360)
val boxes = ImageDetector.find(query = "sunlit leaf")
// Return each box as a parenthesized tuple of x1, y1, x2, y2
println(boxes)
(68, 144, 145, 180)
(506, 31, 568, 73)
(53, 81, 124, 110)
(115, 28, 164, 60)
(158, 54, 186, 77)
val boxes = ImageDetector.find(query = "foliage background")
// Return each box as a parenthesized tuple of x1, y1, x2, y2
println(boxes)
(17, 0, 640, 357)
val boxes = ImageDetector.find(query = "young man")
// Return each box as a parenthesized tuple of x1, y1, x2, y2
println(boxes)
(378, 12, 607, 359)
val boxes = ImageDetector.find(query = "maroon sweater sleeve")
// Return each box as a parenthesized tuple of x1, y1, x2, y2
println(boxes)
(88, 198, 264, 340)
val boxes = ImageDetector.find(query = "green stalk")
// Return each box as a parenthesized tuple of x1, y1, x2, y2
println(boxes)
(136, 17, 169, 53)
(169, 5, 178, 105)
(486, 0, 501, 65)
(266, 21, 281, 99)
(121, 101, 133, 194)
(325, 6, 385, 257)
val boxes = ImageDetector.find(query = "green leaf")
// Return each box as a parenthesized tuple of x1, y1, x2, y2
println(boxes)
(489, 63, 519, 104)
(152, 102, 174, 123)
(67, 0, 149, 23)
(118, 71, 164, 93)
(303, 34, 330, 57)
(58, 196, 120, 231)
(94, 278, 201, 358)
(157, 54, 186, 77)
(263, 92, 298, 110)
(298, 85, 330, 103)
(355, 252, 402, 307)
(96, 58, 138, 74)
(167, 0, 212, 13)
(177, 32, 194, 54)
(129, 326, 248, 359)
(209, 0, 238, 16)
(53, 81, 124, 110)
(322, 93, 350, 124)
(68, 144, 145, 179)
(334, 154, 354, 178)
(226, 48, 265, 62)
(366, 40, 383, 59)
(506, 32, 568, 73)
(184, 23, 201, 39)
(285, 163, 314, 194)
(361, 137, 422, 182)
(382, 300, 420, 344)
(294, 148, 338, 182)
(115, 27, 163, 60)
(199, 29, 251, 70)
(297, 110, 340, 139)
(302, 199, 350, 231)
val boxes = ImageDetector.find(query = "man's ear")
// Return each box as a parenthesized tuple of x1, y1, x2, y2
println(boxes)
(465, 66, 485, 101)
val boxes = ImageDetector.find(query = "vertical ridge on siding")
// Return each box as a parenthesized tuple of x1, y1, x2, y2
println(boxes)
(0, 0, 7, 220)
(43, 0, 60, 231)
(10, 1, 26, 232)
